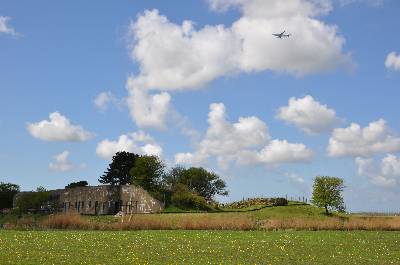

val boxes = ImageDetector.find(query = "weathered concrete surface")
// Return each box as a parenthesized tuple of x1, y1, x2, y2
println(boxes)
(13, 185, 164, 215)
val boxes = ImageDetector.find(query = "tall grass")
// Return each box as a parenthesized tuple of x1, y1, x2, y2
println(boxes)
(37, 212, 255, 230)
(4, 212, 400, 231)
(43, 212, 96, 230)
(261, 216, 400, 231)
(116, 214, 255, 230)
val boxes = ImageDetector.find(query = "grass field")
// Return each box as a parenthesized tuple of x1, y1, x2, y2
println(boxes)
(2, 206, 400, 264)
(1, 230, 400, 264)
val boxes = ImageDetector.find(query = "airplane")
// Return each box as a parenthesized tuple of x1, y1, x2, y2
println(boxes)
(273, 30, 291, 39)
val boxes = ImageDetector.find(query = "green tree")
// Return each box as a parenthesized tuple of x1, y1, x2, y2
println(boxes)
(311, 176, 345, 215)
(99, 151, 139, 185)
(167, 167, 228, 201)
(0, 182, 20, 209)
(165, 166, 186, 190)
(15, 187, 49, 213)
(129, 155, 166, 197)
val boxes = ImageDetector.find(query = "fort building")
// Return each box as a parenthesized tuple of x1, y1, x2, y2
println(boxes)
(13, 185, 164, 215)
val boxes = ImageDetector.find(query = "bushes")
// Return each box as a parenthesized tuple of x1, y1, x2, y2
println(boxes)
(15, 191, 50, 213)
(223, 197, 288, 209)
(171, 189, 210, 211)
(270, 198, 288, 206)
(65, 181, 88, 189)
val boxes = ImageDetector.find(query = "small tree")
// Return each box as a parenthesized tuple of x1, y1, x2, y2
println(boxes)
(129, 155, 166, 198)
(15, 187, 49, 213)
(65, 181, 88, 189)
(0, 182, 20, 209)
(99, 151, 139, 186)
(311, 176, 345, 215)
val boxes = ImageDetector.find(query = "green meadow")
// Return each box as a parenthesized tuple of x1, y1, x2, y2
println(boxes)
(1, 230, 400, 265)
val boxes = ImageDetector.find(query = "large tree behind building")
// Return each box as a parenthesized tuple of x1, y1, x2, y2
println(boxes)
(99, 151, 139, 185)
(129, 155, 166, 198)
(0, 182, 20, 209)
(311, 176, 345, 215)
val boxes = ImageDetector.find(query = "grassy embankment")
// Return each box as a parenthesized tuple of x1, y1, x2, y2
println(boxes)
(2, 204, 400, 231)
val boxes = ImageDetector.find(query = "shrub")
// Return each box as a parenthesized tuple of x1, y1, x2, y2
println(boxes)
(65, 181, 88, 189)
(15, 191, 50, 213)
(171, 185, 210, 211)
(223, 197, 288, 209)
(270, 197, 288, 206)
(171, 192, 210, 211)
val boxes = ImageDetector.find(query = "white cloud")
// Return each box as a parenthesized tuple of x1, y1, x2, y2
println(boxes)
(175, 103, 313, 169)
(175, 103, 270, 168)
(208, 0, 333, 19)
(27, 112, 94, 142)
(0, 16, 16, 36)
(96, 131, 163, 160)
(277, 95, 338, 135)
(328, 119, 400, 157)
(285, 172, 305, 184)
(385, 52, 400, 71)
(381, 154, 400, 176)
(129, 3, 349, 81)
(126, 78, 171, 129)
(355, 155, 400, 188)
(284, 172, 308, 192)
(238, 140, 314, 166)
(49, 151, 74, 172)
(126, 1, 350, 129)
(94, 91, 123, 111)
(338, 0, 384, 7)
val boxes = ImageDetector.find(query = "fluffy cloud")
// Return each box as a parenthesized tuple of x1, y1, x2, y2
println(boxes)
(96, 131, 163, 160)
(355, 155, 400, 188)
(126, 0, 350, 128)
(126, 78, 171, 129)
(385, 52, 400, 71)
(27, 112, 94, 142)
(238, 140, 314, 166)
(49, 151, 74, 172)
(328, 119, 400, 157)
(208, 0, 332, 14)
(285, 172, 305, 184)
(277, 95, 338, 135)
(175, 103, 313, 169)
(338, 0, 384, 7)
(94, 91, 123, 111)
(175, 103, 270, 168)
(0, 16, 16, 35)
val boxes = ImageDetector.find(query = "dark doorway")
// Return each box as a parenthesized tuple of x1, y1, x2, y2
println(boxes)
(114, 201, 120, 214)
(95, 201, 99, 215)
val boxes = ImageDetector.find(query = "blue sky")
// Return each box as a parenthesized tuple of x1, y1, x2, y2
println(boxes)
(1, 0, 399, 212)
